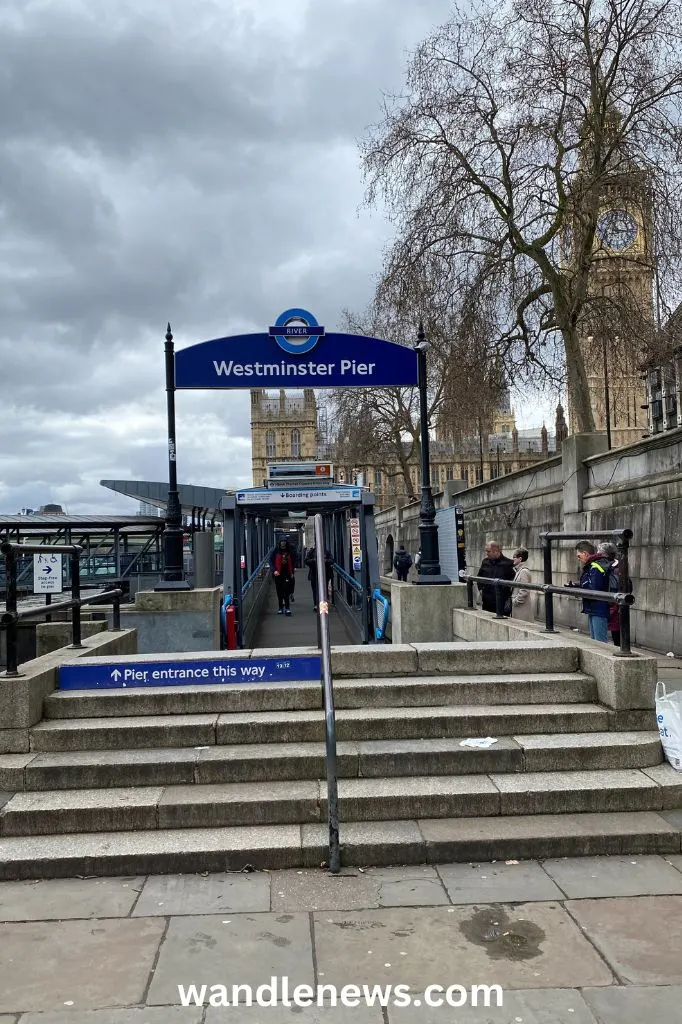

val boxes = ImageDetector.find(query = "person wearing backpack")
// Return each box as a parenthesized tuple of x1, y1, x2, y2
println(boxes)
(393, 545, 413, 581)
(572, 541, 612, 642)
(273, 538, 294, 616)
(598, 541, 631, 647)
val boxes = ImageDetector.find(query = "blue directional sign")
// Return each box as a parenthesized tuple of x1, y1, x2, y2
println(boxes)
(174, 308, 419, 389)
(59, 655, 322, 690)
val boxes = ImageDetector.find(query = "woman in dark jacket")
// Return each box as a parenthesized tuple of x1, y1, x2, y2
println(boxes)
(273, 539, 294, 615)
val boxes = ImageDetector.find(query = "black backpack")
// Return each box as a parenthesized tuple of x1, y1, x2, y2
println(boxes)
(395, 550, 412, 571)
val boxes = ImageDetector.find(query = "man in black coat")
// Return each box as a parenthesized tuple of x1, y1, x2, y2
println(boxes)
(477, 540, 515, 614)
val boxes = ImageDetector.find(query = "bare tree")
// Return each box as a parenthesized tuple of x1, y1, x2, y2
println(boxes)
(362, 0, 682, 432)
(327, 278, 505, 495)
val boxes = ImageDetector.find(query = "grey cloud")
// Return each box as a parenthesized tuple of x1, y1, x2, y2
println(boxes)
(0, 0, 453, 514)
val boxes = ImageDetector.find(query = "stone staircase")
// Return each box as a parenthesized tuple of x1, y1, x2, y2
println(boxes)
(0, 641, 679, 879)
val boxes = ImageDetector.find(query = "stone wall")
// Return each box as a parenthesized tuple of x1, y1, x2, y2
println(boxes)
(375, 428, 682, 655)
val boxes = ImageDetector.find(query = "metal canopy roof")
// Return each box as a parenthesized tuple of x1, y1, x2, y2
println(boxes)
(101, 480, 226, 517)
(0, 514, 161, 531)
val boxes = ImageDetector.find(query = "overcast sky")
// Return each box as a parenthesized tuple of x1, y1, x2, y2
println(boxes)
(1, 0, 550, 516)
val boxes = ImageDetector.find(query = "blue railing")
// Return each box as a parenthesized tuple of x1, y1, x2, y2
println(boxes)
(220, 592, 232, 636)
(242, 555, 271, 596)
(372, 587, 390, 641)
(332, 562, 363, 593)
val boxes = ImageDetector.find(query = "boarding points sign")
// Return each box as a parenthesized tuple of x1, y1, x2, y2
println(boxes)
(174, 308, 419, 390)
(59, 655, 322, 690)
(236, 487, 361, 506)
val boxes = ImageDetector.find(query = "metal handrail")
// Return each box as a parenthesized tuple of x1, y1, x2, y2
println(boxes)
(333, 562, 363, 593)
(460, 569, 635, 655)
(241, 554, 271, 596)
(314, 514, 340, 874)
(538, 528, 633, 653)
(372, 587, 390, 641)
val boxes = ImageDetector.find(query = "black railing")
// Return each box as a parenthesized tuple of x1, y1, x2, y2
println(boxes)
(1, 541, 123, 678)
(541, 529, 632, 651)
(462, 564, 635, 655)
(313, 513, 340, 874)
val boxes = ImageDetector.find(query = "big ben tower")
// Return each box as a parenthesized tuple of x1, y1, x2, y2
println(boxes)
(568, 124, 654, 447)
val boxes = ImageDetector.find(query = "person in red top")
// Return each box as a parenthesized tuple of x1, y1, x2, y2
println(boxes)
(273, 539, 294, 616)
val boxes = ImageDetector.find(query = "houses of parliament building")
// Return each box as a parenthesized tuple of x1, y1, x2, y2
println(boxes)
(250, 385, 567, 509)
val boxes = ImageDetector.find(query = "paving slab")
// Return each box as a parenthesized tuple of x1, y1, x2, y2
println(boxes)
(20, 1011, 202, 1024)
(147, 913, 314, 1005)
(0, 876, 144, 922)
(205, 1006, 383, 1023)
(370, 866, 449, 907)
(543, 854, 682, 898)
(389, 987, 598, 1022)
(567, 896, 682, 984)
(583, 985, 682, 1024)
(133, 872, 271, 916)
(667, 854, 682, 873)
(313, 904, 613, 991)
(270, 868, 380, 912)
(0, 917, 165, 1012)
(437, 861, 564, 905)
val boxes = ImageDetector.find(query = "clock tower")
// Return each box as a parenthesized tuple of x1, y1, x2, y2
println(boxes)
(568, 138, 654, 447)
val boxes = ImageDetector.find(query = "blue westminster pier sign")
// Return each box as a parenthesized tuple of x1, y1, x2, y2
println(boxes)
(174, 307, 419, 389)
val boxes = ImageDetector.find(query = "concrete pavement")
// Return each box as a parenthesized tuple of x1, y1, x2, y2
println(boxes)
(0, 855, 682, 1020)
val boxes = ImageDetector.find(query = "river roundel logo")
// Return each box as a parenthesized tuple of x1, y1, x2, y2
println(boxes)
(268, 308, 325, 355)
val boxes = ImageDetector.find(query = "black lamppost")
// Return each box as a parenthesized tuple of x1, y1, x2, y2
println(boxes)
(414, 322, 450, 585)
(603, 333, 612, 449)
(155, 323, 191, 591)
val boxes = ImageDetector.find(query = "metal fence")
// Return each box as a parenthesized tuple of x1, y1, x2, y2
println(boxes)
(1, 542, 123, 677)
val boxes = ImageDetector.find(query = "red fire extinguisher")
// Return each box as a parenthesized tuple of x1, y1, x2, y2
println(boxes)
(225, 602, 237, 650)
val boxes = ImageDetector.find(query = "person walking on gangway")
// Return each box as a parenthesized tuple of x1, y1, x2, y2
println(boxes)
(305, 545, 333, 610)
(273, 538, 294, 616)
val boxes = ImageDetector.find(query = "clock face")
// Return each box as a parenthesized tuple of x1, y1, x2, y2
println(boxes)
(596, 209, 638, 251)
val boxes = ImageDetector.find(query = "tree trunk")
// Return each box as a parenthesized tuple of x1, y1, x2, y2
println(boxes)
(562, 325, 596, 434)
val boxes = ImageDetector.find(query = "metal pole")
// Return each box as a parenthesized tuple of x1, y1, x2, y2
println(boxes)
(45, 592, 52, 624)
(414, 321, 449, 585)
(112, 593, 121, 631)
(542, 537, 555, 632)
(617, 534, 631, 655)
(466, 576, 474, 608)
(603, 334, 612, 450)
(2, 548, 19, 676)
(69, 551, 83, 648)
(314, 514, 340, 874)
(156, 323, 191, 590)
(494, 579, 506, 618)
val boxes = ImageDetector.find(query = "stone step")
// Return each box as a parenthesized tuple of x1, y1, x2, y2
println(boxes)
(43, 673, 597, 719)
(332, 642, 580, 678)
(29, 704, 610, 751)
(0, 811, 678, 879)
(6, 732, 662, 792)
(2, 767, 676, 836)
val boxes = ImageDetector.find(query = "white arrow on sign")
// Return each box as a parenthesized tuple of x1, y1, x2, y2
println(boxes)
(111, 669, 122, 681)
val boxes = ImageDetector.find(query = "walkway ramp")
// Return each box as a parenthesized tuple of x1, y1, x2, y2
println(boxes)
(253, 570, 352, 648)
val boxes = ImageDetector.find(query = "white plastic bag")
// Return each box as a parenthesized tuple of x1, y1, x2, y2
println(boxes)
(656, 682, 682, 771)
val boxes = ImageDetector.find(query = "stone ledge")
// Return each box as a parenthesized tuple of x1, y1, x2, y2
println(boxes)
(453, 608, 657, 711)
(0, 629, 138, 747)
